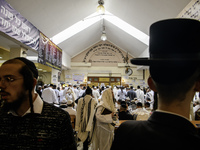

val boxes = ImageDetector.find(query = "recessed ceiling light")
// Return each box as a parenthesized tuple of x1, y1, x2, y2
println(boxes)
(51, 11, 149, 46)
(103, 11, 149, 45)
(51, 12, 102, 45)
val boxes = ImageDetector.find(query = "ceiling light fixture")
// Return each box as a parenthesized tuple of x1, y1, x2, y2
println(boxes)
(101, 25, 107, 41)
(97, 0, 105, 14)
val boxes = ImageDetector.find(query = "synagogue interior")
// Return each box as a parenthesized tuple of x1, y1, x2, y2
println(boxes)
(0, 0, 200, 149)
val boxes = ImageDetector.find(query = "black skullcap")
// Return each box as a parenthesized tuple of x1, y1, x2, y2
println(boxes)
(121, 103, 127, 109)
(14, 57, 38, 79)
(85, 86, 92, 95)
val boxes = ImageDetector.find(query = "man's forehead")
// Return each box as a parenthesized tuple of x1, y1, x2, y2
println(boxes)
(0, 63, 23, 76)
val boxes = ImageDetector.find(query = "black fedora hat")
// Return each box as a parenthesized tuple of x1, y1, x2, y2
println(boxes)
(131, 19, 200, 67)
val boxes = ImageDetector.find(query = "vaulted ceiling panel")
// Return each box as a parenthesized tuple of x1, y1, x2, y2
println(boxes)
(104, 19, 148, 57)
(5, 0, 191, 58)
(58, 20, 102, 57)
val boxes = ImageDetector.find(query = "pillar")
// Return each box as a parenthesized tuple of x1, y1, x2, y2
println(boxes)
(51, 68, 60, 87)
(10, 47, 27, 58)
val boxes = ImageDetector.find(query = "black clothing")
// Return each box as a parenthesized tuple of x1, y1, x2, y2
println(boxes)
(111, 111, 200, 149)
(0, 102, 77, 150)
(83, 136, 89, 150)
(118, 111, 133, 120)
(36, 89, 42, 98)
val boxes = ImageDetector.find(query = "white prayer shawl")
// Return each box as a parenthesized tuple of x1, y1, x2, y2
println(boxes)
(99, 88, 117, 113)
(64, 88, 76, 101)
(75, 95, 97, 142)
(92, 88, 116, 150)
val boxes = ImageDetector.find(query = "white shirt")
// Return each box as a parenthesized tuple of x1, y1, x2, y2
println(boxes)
(54, 89, 60, 102)
(193, 105, 200, 113)
(113, 88, 119, 100)
(157, 109, 190, 121)
(79, 89, 85, 97)
(136, 89, 144, 104)
(132, 108, 150, 120)
(42, 87, 58, 104)
(118, 90, 127, 100)
(8, 94, 43, 117)
(73, 88, 79, 99)
(93, 90, 100, 102)
(59, 90, 66, 102)
(63, 107, 77, 116)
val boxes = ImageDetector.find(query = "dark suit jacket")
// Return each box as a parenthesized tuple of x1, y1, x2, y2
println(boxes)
(118, 111, 133, 120)
(111, 111, 200, 149)
(127, 90, 137, 100)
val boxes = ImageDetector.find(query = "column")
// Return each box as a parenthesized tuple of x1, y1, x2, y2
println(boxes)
(51, 68, 60, 87)
(10, 47, 27, 58)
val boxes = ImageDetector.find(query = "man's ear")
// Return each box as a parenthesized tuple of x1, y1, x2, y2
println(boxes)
(194, 79, 200, 92)
(147, 76, 157, 92)
(33, 78, 37, 88)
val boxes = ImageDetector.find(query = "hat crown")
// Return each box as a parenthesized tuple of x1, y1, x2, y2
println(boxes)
(150, 19, 200, 59)
(130, 19, 200, 84)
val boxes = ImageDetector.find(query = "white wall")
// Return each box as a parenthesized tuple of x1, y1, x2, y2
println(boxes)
(139, 47, 149, 57)
(62, 51, 71, 69)
(64, 65, 147, 88)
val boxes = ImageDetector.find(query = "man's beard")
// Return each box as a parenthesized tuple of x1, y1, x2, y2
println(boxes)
(2, 90, 29, 113)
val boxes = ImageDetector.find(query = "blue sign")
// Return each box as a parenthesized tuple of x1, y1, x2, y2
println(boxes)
(0, 0, 39, 50)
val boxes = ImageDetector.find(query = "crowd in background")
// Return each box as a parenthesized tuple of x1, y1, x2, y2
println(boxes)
(36, 83, 200, 121)
(35, 83, 200, 149)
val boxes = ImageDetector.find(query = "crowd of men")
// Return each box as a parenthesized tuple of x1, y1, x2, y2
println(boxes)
(36, 82, 200, 121)
(36, 83, 155, 121)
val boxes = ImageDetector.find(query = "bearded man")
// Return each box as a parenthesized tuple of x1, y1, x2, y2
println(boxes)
(0, 57, 76, 150)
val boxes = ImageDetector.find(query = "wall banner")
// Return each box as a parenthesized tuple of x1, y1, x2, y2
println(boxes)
(0, 0, 39, 50)
(72, 73, 84, 82)
(38, 32, 62, 71)
(178, 0, 200, 20)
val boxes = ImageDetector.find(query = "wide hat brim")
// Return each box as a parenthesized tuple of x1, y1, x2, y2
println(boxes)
(131, 19, 200, 67)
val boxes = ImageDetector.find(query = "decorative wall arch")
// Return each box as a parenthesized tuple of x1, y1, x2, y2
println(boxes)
(72, 41, 133, 67)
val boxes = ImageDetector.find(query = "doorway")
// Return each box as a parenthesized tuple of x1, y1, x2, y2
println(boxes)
(87, 77, 121, 88)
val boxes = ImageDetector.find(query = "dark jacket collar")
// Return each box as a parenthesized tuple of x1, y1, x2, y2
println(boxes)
(148, 111, 197, 134)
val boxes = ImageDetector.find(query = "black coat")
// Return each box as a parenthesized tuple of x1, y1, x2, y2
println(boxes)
(111, 111, 200, 149)
(118, 111, 133, 120)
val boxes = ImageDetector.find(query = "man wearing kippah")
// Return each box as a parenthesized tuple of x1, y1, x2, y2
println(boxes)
(0, 57, 76, 149)
(111, 19, 200, 149)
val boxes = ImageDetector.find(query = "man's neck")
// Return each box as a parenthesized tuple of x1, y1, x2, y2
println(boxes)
(16, 92, 37, 116)
(158, 98, 192, 119)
